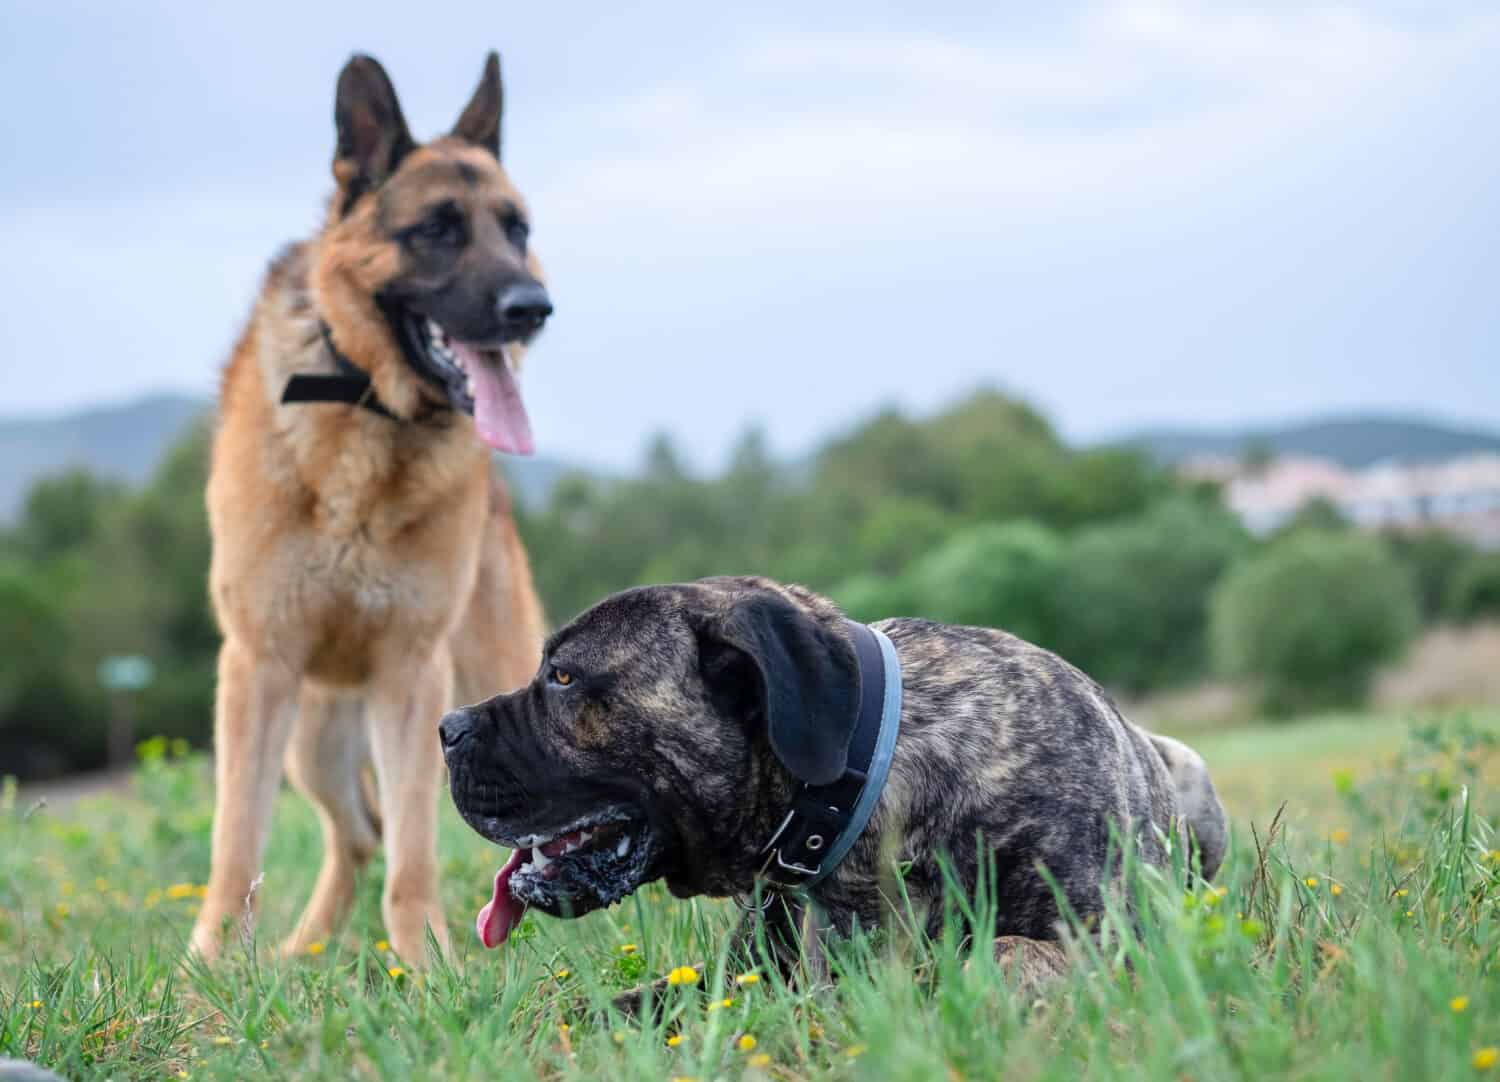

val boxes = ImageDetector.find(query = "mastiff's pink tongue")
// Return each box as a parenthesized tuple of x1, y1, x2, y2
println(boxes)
(453, 342, 534, 457)
(477, 849, 527, 949)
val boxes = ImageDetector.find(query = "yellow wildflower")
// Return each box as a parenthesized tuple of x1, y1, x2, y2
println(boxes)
(29, 1000, 42, 1009)
(667, 966, 700, 986)
(709, 997, 735, 1011)
(846, 1044, 868, 1058)
(375, 940, 390, 952)
(166, 883, 197, 901)
(749, 1053, 771, 1068)
(54, 903, 70, 919)
(735, 972, 760, 986)
(619, 943, 638, 954)
(667, 1035, 684, 1047)
(193, 885, 208, 899)
(387, 966, 405, 979)
(306, 942, 325, 956)
(559, 1023, 570, 1035)
(1452, 996, 1470, 1013)
(1396, 889, 1409, 898)
(613, 1033, 626, 1045)
(738, 1035, 757, 1052)
(1476, 1048, 1498, 1070)
(1330, 829, 1350, 844)
(1330, 884, 1343, 897)
(213, 1036, 233, 1046)
(1304, 877, 1319, 889)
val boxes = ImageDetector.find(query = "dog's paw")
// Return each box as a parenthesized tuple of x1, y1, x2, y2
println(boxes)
(987, 935, 1069, 996)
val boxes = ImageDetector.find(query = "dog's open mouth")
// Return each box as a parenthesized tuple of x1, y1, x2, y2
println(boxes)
(411, 316, 534, 456)
(476, 809, 658, 948)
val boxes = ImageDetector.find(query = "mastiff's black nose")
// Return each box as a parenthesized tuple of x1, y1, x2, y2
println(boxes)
(497, 281, 552, 334)
(438, 708, 475, 752)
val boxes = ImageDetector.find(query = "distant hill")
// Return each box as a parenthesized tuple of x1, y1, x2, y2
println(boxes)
(1117, 415, 1500, 469)
(0, 393, 590, 521)
(0, 393, 207, 520)
(7, 398, 1498, 521)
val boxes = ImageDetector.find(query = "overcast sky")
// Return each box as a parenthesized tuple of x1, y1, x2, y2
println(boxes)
(2, 1, 1496, 470)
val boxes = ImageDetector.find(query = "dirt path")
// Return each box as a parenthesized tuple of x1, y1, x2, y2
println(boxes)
(16, 766, 134, 814)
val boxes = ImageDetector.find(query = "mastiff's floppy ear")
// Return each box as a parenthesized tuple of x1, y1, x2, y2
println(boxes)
(698, 591, 861, 785)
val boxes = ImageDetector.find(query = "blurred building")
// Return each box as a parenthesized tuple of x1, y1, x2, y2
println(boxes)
(1186, 453, 1500, 548)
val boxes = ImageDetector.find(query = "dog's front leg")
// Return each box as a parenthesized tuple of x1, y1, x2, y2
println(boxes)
(732, 893, 819, 983)
(367, 647, 453, 964)
(190, 639, 300, 961)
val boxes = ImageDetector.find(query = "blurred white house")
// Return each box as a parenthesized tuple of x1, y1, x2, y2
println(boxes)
(1182, 454, 1500, 548)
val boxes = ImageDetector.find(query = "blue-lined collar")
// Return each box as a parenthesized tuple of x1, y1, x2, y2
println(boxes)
(755, 620, 903, 892)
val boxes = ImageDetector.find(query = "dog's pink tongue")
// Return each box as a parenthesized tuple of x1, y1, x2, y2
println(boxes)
(477, 849, 527, 949)
(454, 342, 534, 456)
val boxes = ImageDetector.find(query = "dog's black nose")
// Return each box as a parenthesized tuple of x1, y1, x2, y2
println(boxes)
(438, 709, 474, 751)
(497, 281, 552, 333)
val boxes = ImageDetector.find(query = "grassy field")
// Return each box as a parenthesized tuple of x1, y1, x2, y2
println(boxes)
(3, 709, 1500, 1081)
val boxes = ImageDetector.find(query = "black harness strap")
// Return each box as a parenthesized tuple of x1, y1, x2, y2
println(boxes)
(759, 620, 889, 887)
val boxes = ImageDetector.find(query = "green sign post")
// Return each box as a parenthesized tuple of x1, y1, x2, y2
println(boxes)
(98, 655, 155, 765)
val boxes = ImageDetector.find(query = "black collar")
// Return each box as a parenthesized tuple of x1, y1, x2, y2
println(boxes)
(280, 322, 452, 424)
(754, 620, 902, 893)
(280, 323, 400, 419)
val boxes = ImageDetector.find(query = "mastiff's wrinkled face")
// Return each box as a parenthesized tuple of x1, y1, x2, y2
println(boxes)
(440, 577, 861, 948)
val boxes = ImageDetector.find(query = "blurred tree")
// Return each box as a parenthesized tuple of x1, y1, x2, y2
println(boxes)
(1445, 551, 1500, 625)
(1271, 497, 1349, 540)
(1383, 528, 1478, 621)
(1210, 530, 1420, 714)
(6, 468, 124, 561)
(903, 521, 1064, 646)
(1050, 498, 1249, 692)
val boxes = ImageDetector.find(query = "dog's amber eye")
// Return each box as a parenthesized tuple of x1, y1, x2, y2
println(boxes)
(551, 668, 573, 686)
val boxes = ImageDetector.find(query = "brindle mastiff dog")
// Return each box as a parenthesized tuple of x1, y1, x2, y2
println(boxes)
(441, 576, 1227, 986)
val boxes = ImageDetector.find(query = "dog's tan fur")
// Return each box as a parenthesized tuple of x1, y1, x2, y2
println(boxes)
(189, 59, 545, 964)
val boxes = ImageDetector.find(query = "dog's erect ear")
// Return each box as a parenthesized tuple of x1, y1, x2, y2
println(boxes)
(699, 591, 860, 786)
(452, 51, 503, 159)
(333, 55, 416, 207)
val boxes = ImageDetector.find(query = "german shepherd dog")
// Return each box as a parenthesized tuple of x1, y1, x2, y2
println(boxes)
(189, 53, 549, 964)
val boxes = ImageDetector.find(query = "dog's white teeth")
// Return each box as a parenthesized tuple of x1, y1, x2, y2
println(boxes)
(616, 835, 631, 858)
(531, 848, 552, 871)
(562, 830, 593, 855)
(516, 834, 551, 848)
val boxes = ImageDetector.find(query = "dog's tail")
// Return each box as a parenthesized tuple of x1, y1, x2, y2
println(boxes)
(1149, 733, 1228, 881)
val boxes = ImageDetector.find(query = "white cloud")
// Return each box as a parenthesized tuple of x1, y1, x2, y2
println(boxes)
(541, 3, 1499, 231)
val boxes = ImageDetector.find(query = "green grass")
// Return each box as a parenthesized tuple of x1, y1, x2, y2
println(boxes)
(4, 712, 1500, 1081)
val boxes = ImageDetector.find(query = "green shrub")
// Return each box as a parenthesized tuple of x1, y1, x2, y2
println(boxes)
(1050, 499, 1249, 692)
(902, 521, 1064, 645)
(1445, 551, 1500, 624)
(1210, 530, 1420, 714)
(829, 573, 921, 624)
(1384, 528, 1477, 620)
